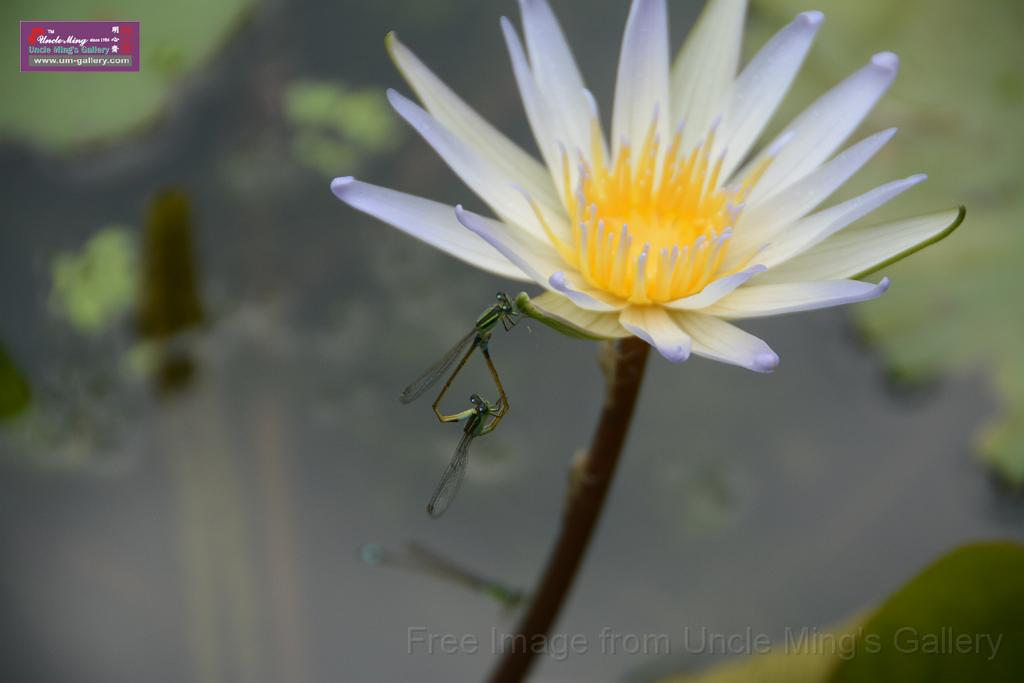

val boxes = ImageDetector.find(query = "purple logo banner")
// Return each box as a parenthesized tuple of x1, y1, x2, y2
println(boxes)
(21, 20, 140, 72)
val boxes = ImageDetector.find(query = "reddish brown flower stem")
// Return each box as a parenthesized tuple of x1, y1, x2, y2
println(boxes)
(487, 336, 651, 683)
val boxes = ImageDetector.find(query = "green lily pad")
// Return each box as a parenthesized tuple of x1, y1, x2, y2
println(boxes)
(831, 542, 1024, 682)
(657, 622, 861, 683)
(0, 342, 31, 420)
(1, 0, 255, 152)
(749, 0, 1024, 485)
(659, 542, 1024, 683)
(284, 79, 403, 177)
(50, 226, 137, 334)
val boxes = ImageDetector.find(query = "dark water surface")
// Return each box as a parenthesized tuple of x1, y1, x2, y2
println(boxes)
(1, 1, 1022, 682)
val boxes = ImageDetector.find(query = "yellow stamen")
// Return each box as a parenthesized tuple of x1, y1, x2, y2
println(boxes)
(551, 116, 773, 304)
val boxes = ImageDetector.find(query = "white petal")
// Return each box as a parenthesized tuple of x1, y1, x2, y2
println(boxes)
(703, 278, 890, 319)
(501, 17, 568, 199)
(583, 88, 611, 163)
(744, 52, 900, 203)
(670, 0, 747, 152)
(620, 305, 692, 362)
(733, 128, 897, 253)
(454, 205, 565, 288)
(718, 11, 823, 181)
(386, 33, 560, 211)
(751, 174, 927, 270)
(518, 0, 592, 153)
(331, 177, 531, 281)
(671, 311, 779, 372)
(549, 271, 627, 312)
(528, 292, 629, 339)
(758, 207, 965, 283)
(612, 0, 671, 161)
(663, 265, 767, 310)
(387, 89, 569, 243)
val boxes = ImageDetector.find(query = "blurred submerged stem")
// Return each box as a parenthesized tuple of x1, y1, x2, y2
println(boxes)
(137, 189, 205, 340)
(137, 189, 205, 393)
(489, 337, 650, 683)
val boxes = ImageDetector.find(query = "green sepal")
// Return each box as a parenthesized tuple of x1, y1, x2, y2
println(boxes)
(514, 292, 613, 341)
(853, 206, 966, 280)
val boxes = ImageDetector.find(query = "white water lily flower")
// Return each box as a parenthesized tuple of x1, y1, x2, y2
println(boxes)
(332, 0, 963, 371)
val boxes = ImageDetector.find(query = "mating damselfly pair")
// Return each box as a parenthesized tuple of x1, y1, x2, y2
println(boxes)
(400, 292, 520, 517)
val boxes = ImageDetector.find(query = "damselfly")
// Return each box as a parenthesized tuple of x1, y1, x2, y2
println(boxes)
(427, 393, 506, 517)
(400, 292, 518, 422)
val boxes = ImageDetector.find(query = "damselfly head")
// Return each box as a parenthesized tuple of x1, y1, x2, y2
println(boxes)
(470, 394, 492, 413)
(496, 291, 513, 313)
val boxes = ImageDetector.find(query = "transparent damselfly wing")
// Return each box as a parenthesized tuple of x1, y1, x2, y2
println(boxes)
(359, 542, 525, 610)
(399, 329, 476, 404)
(426, 424, 476, 517)
(364, 542, 482, 589)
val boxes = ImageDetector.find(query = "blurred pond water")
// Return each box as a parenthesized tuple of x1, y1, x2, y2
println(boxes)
(1, 1, 1022, 682)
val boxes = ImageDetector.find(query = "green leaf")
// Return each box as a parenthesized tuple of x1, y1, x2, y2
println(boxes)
(749, 0, 1024, 485)
(658, 623, 860, 683)
(659, 543, 1024, 683)
(830, 542, 1024, 682)
(1, 0, 255, 152)
(284, 79, 403, 177)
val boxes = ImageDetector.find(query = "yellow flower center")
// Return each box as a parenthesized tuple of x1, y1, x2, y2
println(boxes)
(536, 119, 770, 305)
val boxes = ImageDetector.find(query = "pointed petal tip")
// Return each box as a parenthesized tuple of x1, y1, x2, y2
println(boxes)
(797, 10, 825, 27)
(510, 183, 531, 202)
(330, 176, 355, 197)
(384, 88, 408, 113)
(620, 307, 692, 363)
(753, 351, 780, 373)
(871, 51, 900, 74)
(582, 88, 600, 118)
(552, 272, 627, 311)
(385, 88, 427, 128)
(383, 32, 404, 65)
(901, 173, 928, 190)
(660, 343, 691, 363)
(454, 204, 478, 232)
(766, 130, 797, 157)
